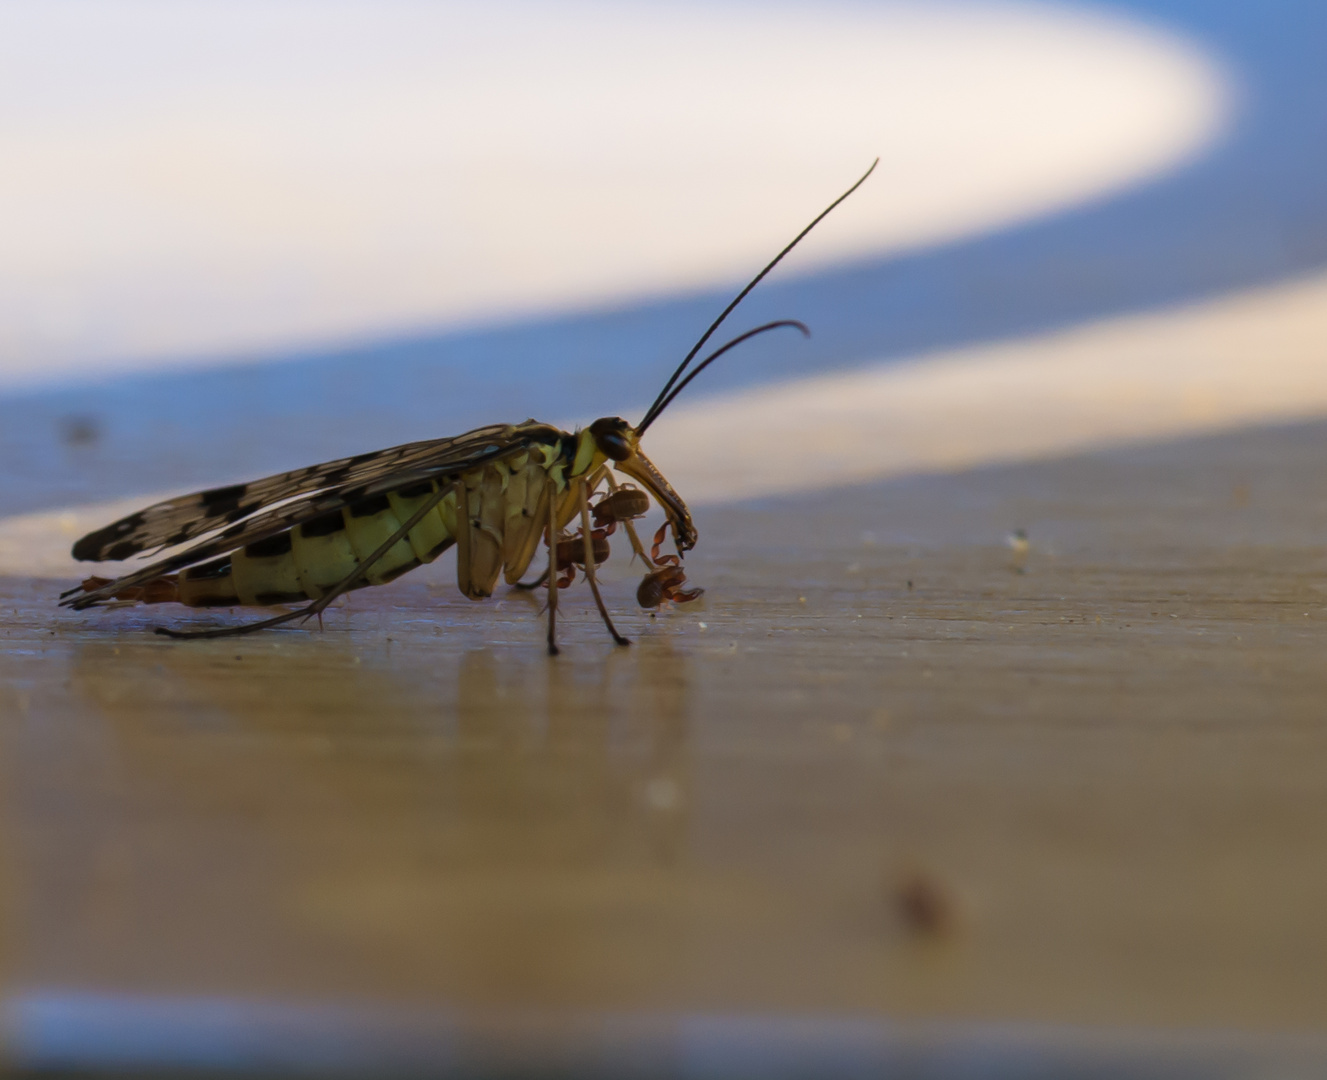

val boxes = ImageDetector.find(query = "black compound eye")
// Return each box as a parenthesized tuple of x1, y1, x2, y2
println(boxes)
(599, 433, 631, 461)
(590, 418, 633, 461)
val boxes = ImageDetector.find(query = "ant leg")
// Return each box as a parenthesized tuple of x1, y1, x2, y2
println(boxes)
(649, 522, 681, 567)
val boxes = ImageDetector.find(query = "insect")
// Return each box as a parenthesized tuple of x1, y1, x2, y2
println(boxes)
(61, 162, 876, 653)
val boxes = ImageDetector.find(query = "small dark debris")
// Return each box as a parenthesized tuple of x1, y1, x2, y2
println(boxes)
(59, 415, 101, 447)
(895, 871, 956, 938)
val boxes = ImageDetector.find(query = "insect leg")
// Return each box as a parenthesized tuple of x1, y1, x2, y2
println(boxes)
(515, 465, 609, 592)
(546, 475, 560, 656)
(153, 603, 316, 640)
(156, 483, 456, 640)
(579, 481, 629, 647)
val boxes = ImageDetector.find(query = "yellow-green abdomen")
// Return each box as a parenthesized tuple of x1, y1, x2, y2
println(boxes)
(177, 481, 460, 607)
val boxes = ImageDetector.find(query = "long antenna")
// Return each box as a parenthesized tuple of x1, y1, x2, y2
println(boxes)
(637, 158, 878, 432)
(636, 320, 808, 435)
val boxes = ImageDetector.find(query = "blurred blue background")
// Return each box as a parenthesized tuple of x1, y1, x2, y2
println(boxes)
(1, 0, 1323, 514)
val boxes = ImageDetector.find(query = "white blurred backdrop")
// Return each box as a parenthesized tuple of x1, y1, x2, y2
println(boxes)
(0, 0, 1226, 386)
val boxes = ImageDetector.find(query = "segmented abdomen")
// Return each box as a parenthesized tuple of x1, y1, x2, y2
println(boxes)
(178, 480, 460, 607)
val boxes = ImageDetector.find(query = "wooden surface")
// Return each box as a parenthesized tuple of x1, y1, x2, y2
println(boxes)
(3, 419, 1327, 1074)
(2, 3, 1325, 1073)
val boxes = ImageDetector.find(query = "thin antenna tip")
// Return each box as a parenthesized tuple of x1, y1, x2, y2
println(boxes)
(638, 163, 874, 429)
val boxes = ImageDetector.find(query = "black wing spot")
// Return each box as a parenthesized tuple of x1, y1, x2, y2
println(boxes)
(202, 483, 247, 504)
(299, 512, 346, 539)
(106, 541, 139, 561)
(200, 484, 249, 517)
(349, 493, 393, 518)
(226, 503, 260, 524)
(244, 532, 294, 559)
(71, 513, 146, 561)
(318, 467, 352, 487)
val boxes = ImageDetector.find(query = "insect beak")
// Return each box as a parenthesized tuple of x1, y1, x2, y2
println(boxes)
(614, 446, 697, 552)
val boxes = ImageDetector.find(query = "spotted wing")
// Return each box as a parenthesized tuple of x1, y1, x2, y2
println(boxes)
(71, 421, 562, 562)
(62, 420, 565, 609)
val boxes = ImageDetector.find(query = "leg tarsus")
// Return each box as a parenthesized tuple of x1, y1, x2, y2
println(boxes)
(154, 605, 310, 640)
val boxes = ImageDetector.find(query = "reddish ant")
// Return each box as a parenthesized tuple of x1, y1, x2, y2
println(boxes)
(593, 487, 650, 529)
(551, 529, 611, 589)
(522, 484, 700, 609)
(636, 522, 703, 608)
(545, 485, 650, 590)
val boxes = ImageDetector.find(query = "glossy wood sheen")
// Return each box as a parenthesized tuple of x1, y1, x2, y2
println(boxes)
(3, 420, 1327, 1051)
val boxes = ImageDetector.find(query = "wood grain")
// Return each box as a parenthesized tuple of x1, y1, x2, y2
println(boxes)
(2, 419, 1327, 1060)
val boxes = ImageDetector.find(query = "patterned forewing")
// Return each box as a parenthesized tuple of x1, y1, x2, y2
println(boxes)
(63, 422, 565, 610)
(71, 423, 555, 563)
